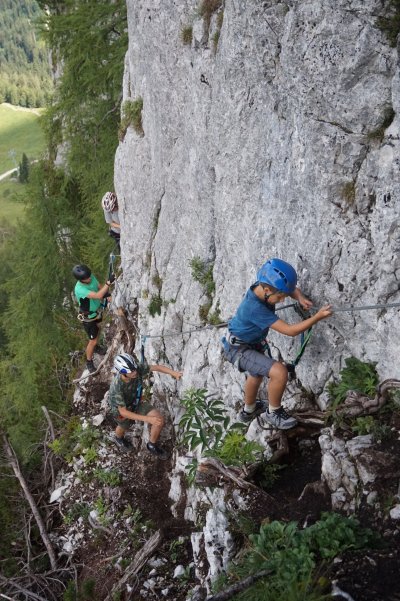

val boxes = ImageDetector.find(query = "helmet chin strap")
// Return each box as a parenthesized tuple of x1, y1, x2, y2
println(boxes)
(263, 291, 277, 309)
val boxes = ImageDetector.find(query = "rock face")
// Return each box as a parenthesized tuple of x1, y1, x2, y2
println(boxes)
(113, 1, 400, 582)
(115, 0, 400, 402)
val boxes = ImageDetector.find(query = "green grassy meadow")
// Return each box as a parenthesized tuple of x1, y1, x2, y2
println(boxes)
(0, 103, 45, 173)
(0, 102, 46, 225)
(0, 178, 26, 225)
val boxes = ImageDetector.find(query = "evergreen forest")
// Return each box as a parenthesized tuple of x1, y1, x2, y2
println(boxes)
(0, 0, 128, 576)
(0, 0, 53, 107)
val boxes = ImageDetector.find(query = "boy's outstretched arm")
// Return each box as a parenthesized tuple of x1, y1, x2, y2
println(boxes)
(271, 304, 332, 337)
(150, 365, 183, 380)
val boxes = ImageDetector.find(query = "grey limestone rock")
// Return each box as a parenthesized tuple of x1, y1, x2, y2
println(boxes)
(113, 0, 400, 584)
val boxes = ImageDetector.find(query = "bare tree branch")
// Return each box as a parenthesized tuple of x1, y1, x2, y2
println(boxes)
(41, 406, 55, 441)
(104, 530, 162, 600)
(2, 435, 57, 571)
(0, 576, 49, 601)
(203, 570, 271, 601)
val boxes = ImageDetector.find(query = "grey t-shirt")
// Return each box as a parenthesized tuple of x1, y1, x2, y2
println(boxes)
(103, 209, 120, 233)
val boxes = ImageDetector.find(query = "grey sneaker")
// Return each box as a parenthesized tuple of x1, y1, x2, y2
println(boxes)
(146, 442, 169, 460)
(86, 359, 96, 374)
(114, 436, 133, 452)
(263, 407, 298, 430)
(238, 399, 268, 423)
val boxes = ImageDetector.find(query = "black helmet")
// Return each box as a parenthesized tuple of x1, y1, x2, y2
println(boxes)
(72, 264, 91, 281)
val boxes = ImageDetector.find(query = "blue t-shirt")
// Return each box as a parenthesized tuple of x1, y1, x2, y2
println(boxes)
(228, 287, 278, 344)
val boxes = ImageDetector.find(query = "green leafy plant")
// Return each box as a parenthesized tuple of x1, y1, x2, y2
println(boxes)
(151, 273, 163, 289)
(256, 463, 284, 491)
(372, 422, 392, 442)
(179, 389, 265, 484)
(83, 446, 98, 464)
(366, 106, 395, 142)
(350, 415, 391, 441)
(220, 513, 377, 601)
(212, 30, 220, 52)
(351, 415, 375, 436)
(208, 303, 223, 325)
(190, 256, 217, 322)
(181, 25, 193, 45)
(149, 294, 163, 317)
(341, 181, 356, 204)
(119, 97, 144, 139)
(376, 0, 400, 46)
(215, 431, 263, 467)
(93, 468, 121, 486)
(94, 496, 110, 526)
(185, 458, 199, 485)
(199, 0, 223, 34)
(169, 536, 187, 562)
(199, 300, 212, 323)
(190, 256, 215, 296)
(64, 502, 91, 525)
(179, 388, 229, 454)
(327, 357, 379, 409)
(48, 419, 101, 462)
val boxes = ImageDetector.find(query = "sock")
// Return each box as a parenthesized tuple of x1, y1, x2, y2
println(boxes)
(244, 403, 256, 414)
(269, 405, 279, 413)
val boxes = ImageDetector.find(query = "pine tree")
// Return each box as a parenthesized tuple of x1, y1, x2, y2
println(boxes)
(18, 153, 29, 183)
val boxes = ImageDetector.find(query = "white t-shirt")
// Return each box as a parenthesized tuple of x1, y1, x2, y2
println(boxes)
(103, 209, 120, 233)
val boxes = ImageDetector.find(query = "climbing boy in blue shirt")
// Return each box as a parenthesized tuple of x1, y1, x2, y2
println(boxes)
(223, 258, 332, 429)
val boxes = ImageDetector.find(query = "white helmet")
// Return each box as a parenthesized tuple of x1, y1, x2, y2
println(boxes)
(114, 353, 138, 374)
(101, 191, 118, 212)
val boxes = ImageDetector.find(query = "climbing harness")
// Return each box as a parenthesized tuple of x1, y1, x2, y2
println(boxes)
(77, 310, 102, 323)
(284, 303, 313, 377)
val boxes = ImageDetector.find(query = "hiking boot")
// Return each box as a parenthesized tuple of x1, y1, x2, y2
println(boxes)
(146, 442, 169, 461)
(114, 435, 133, 452)
(94, 344, 107, 356)
(86, 359, 96, 374)
(263, 407, 298, 430)
(238, 399, 268, 423)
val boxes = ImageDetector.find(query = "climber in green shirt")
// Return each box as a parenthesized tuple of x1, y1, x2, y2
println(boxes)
(73, 264, 114, 373)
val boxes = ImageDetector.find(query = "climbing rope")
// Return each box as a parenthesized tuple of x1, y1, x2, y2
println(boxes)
(328, 301, 400, 313)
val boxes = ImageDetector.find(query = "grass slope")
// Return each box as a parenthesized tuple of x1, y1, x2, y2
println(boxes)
(0, 103, 45, 173)
(0, 179, 26, 225)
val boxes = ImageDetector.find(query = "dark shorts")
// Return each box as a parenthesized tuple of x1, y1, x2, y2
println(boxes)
(223, 342, 276, 377)
(113, 401, 155, 430)
(82, 318, 102, 340)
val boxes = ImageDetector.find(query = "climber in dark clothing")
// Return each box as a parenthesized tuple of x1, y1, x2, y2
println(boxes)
(108, 353, 183, 459)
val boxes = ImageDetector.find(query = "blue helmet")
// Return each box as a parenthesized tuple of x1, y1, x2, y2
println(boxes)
(257, 258, 297, 293)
